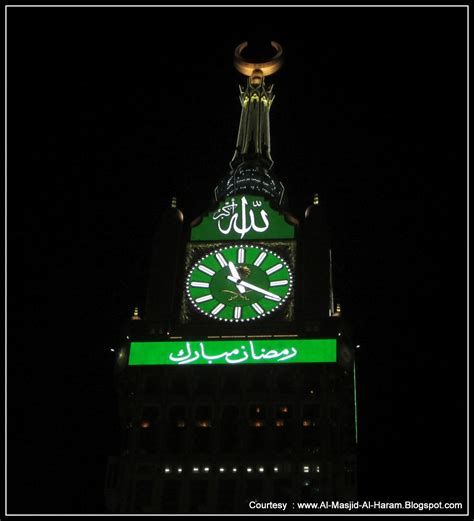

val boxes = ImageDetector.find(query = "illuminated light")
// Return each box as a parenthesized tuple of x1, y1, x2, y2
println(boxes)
(274, 467, 279, 473)
(232, 467, 237, 473)
(251, 420, 264, 428)
(256, 407, 261, 413)
(131, 307, 141, 321)
(303, 465, 310, 473)
(110, 348, 115, 352)
(164, 467, 171, 473)
(356, 345, 360, 349)
(313, 193, 319, 205)
(177, 468, 182, 473)
(279, 406, 289, 414)
(336, 303, 341, 313)
(258, 467, 264, 473)
(316, 466, 320, 473)
(246, 467, 253, 473)
(176, 420, 186, 428)
(203, 467, 210, 473)
(219, 467, 225, 473)
(303, 480, 310, 487)
(169, 336, 182, 339)
(302, 420, 311, 427)
(310, 390, 315, 395)
(126, 336, 129, 339)
(276, 420, 285, 427)
(197, 420, 211, 428)
(119, 352, 124, 358)
(192, 467, 199, 473)
(141, 421, 150, 429)
(338, 332, 342, 337)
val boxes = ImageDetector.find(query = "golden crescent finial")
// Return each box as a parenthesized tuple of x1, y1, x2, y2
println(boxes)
(234, 41, 283, 78)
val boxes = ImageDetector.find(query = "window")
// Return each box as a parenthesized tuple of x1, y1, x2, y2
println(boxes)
(144, 372, 162, 395)
(193, 405, 213, 452)
(133, 480, 153, 512)
(217, 479, 236, 512)
(220, 405, 240, 453)
(195, 374, 213, 396)
(222, 372, 241, 396)
(273, 478, 292, 502)
(166, 406, 187, 454)
(276, 370, 294, 393)
(161, 480, 181, 513)
(249, 404, 266, 420)
(138, 406, 160, 453)
(244, 479, 263, 502)
(169, 374, 189, 396)
(189, 480, 208, 513)
(248, 369, 267, 392)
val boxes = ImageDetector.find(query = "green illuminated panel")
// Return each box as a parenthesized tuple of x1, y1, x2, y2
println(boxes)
(191, 195, 294, 241)
(129, 338, 336, 366)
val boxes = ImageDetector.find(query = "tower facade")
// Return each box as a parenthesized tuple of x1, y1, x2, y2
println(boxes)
(105, 42, 358, 514)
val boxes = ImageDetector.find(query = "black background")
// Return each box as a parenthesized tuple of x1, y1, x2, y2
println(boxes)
(8, 6, 467, 514)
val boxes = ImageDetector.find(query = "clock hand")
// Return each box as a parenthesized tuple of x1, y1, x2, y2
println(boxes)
(228, 261, 246, 294)
(227, 276, 281, 301)
(228, 261, 241, 280)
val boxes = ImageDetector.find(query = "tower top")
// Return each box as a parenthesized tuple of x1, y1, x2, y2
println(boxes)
(214, 41, 286, 206)
(233, 41, 284, 85)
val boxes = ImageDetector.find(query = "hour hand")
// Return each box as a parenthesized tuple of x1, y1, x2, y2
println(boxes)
(228, 262, 246, 294)
(228, 261, 241, 280)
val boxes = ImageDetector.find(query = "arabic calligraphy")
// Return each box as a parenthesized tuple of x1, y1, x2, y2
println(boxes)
(169, 340, 298, 365)
(213, 196, 270, 239)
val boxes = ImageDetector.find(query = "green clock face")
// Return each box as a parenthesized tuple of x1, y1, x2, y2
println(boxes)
(186, 245, 293, 322)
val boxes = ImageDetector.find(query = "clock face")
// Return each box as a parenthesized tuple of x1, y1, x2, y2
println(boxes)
(186, 245, 293, 322)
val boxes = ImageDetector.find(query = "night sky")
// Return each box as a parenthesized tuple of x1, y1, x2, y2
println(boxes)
(8, 6, 467, 514)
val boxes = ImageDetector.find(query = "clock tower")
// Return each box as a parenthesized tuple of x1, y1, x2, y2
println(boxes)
(105, 42, 358, 514)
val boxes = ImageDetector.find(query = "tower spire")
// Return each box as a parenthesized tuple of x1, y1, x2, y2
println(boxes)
(214, 42, 286, 207)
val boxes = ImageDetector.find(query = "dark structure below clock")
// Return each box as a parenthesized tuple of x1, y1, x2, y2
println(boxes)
(105, 42, 358, 514)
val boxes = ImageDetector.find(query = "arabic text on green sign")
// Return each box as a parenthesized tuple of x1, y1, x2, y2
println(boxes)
(191, 195, 294, 241)
(129, 338, 337, 366)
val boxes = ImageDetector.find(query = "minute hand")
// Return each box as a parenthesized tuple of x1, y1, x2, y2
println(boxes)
(227, 276, 282, 301)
